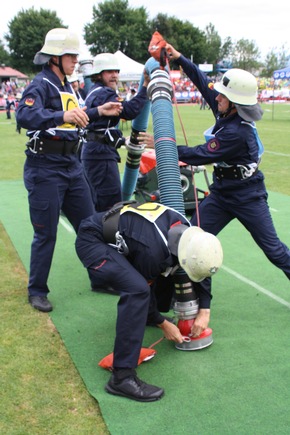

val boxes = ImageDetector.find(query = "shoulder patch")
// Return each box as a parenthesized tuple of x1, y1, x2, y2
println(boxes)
(24, 98, 35, 106)
(207, 138, 220, 152)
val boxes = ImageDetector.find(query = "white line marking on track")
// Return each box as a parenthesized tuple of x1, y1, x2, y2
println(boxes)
(264, 151, 290, 157)
(222, 265, 290, 309)
(59, 217, 74, 233)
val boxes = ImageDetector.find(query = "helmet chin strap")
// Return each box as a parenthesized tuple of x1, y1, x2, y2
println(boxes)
(219, 101, 236, 118)
(50, 56, 66, 76)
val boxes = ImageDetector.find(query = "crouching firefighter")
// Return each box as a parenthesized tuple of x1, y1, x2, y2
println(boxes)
(75, 201, 223, 402)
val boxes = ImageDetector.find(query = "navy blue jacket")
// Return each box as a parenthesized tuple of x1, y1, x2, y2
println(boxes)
(77, 204, 190, 280)
(176, 55, 265, 198)
(85, 81, 148, 129)
(82, 82, 148, 160)
(17, 65, 90, 164)
(17, 65, 81, 140)
(77, 203, 212, 313)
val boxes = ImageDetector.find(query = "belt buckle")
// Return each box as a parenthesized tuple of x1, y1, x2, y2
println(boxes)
(238, 165, 252, 179)
(27, 136, 39, 154)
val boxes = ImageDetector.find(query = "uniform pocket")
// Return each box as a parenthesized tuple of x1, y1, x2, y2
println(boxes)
(29, 199, 50, 231)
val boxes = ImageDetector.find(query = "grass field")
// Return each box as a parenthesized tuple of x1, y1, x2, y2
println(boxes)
(0, 102, 289, 434)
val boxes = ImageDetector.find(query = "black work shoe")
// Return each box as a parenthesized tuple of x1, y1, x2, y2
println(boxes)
(91, 284, 119, 295)
(105, 372, 164, 402)
(28, 295, 53, 312)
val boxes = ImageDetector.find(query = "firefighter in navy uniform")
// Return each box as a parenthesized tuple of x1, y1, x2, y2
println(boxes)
(16, 28, 122, 313)
(164, 43, 290, 328)
(75, 202, 223, 402)
(81, 53, 150, 212)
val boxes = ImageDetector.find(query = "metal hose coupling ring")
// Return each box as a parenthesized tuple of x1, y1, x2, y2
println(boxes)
(147, 69, 173, 102)
(173, 299, 199, 320)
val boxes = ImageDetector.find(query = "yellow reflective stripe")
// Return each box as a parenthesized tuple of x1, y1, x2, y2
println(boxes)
(120, 202, 168, 223)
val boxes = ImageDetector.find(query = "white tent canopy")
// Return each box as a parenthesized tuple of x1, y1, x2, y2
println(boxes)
(114, 50, 144, 82)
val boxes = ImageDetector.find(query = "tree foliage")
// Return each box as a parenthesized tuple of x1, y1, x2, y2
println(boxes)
(0, 40, 10, 65)
(2, 1, 290, 78)
(83, 2, 208, 65)
(261, 45, 289, 77)
(5, 8, 64, 74)
(203, 23, 222, 65)
(230, 39, 262, 72)
(84, 0, 152, 62)
(261, 51, 280, 77)
(150, 14, 207, 64)
(220, 36, 233, 60)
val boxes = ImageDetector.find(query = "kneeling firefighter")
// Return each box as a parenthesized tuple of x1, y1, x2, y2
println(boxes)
(75, 201, 223, 402)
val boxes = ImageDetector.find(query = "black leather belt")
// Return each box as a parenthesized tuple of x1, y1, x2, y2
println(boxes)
(86, 131, 125, 148)
(214, 165, 258, 180)
(86, 132, 107, 142)
(27, 139, 79, 155)
(102, 200, 139, 243)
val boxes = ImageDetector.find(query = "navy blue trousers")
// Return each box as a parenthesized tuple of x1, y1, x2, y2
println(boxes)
(75, 235, 150, 369)
(24, 159, 94, 296)
(82, 158, 122, 212)
(191, 188, 290, 304)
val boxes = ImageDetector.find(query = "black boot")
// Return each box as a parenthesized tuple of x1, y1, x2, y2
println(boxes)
(105, 369, 164, 402)
(29, 295, 53, 312)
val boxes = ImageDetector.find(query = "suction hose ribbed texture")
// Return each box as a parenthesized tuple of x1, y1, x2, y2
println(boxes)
(121, 58, 157, 200)
(149, 68, 185, 215)
(148, 68, 196, 311)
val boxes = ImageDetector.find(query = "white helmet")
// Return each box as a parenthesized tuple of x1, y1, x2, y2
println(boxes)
(214, 68, 258, 105)
(90, 53, 120, 75)
(178, 226, 223, 282)
(34, 28, 80, 64)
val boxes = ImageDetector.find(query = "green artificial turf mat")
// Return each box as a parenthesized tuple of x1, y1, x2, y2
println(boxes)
(1, 180, 290, 434)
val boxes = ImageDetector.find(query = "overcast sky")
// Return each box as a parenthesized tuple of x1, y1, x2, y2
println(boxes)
(0, 0, 288, 61)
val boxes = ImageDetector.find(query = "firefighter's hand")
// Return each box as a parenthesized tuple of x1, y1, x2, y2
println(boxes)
(191, 309, 210, 337)
(158, 319, 184, 344)
(137, 132, 154, 148)
(143, 70, 150, 87)
(165, 43, 181, 60)
(63, 107, 89, 128)
(98, 101, 122, 117)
